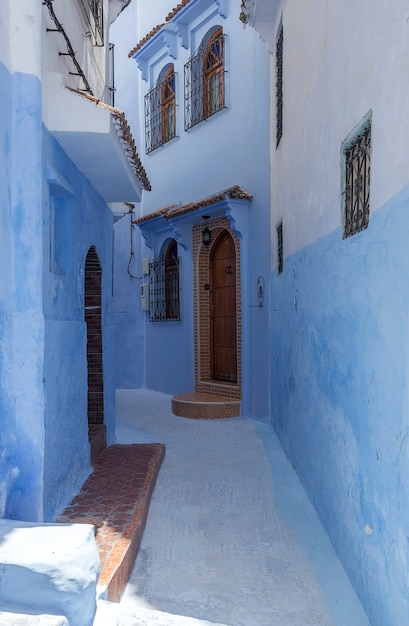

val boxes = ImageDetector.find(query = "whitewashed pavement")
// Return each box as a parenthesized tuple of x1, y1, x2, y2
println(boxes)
(94, 389, 370, 626)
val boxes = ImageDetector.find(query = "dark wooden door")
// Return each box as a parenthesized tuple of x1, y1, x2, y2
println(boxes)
(210, 232, 237, 383)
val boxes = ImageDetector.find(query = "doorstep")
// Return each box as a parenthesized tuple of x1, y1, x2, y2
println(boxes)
(57, 443, 165, 602)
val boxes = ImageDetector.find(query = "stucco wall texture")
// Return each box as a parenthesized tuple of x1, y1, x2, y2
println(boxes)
(0, 60, 116, 522)
(267, 3, 409, 623)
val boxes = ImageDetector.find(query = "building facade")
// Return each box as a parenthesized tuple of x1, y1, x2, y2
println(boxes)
(111, 0, 271, 419)
(0, 0, 148, 522)
(244, 1, 409, 624)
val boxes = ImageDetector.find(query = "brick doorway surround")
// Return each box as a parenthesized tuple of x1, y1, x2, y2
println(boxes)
(193, 217, 241, 401)
(85, 246, 106, 463)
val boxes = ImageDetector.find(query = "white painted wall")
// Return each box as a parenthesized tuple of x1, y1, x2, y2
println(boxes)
(272, 0, 409, 258)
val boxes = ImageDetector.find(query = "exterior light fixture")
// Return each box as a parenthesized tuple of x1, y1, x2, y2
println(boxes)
(202, 216, 211, 246)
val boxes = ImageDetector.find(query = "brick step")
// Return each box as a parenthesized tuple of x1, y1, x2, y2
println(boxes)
(172, 392, 240, 419)
(58, 443, 165, 602)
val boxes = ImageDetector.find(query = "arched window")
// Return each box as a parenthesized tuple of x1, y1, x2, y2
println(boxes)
(145, 64, 176, 153)
(164, 239, 179, 319)
(203, 28, 224, 119)
(149, 239, 180, 321)
(184, 27, 225, 130)
(161, 66, 176, 145)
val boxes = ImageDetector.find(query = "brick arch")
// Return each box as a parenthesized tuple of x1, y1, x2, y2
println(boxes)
(193, 217, 241, 400)
(84, 246, 106, 462)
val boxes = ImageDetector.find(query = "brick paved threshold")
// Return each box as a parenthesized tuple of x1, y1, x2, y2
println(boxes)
(57, 443, 165, 602)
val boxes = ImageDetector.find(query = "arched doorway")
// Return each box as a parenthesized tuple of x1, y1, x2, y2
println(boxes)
(84, 246, 106, 463)
(210, 231, 237, 383)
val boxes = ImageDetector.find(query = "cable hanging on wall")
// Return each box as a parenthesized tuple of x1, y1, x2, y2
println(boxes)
(125, 203, 143, 280)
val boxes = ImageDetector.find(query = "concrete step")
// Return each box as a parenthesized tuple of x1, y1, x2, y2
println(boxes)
(0, 613, 68, 626)
(94, 602, 232, 626)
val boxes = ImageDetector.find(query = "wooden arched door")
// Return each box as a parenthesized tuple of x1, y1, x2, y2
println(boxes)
(210, 231, 237, 383)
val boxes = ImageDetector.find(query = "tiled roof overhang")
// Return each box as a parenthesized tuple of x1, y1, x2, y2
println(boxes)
(133, 186, 252, 249)
(43, 76, 150, 203)
(128, 0, 228, 67)
(133, 186, 252, 225)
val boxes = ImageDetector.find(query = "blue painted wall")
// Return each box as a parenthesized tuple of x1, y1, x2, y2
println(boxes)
(0, 63, 45, 521)
(111, 1, 271, 418)
(270, 185, 409, 625)
(42, 130, 116, 521)
(111, 214, 146, 389)
(0, 60, 116, 522)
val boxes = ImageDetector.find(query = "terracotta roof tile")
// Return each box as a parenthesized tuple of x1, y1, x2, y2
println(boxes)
(128, 23, 165, 58)
(133, 187, 252, 226)
(168, 186, 253, 218)
(165, 0, 192, 22)
(65, 87, 151, 191)
(128, 0, 194, 58)
(132, 204, 178, 225)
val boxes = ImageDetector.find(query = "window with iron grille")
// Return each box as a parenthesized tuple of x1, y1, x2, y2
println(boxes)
(145, 67, 176, 154)
(277, 221, 283, 274)
(184, 29, 225, 131)
(342, 116, 371, 239)
(149, 240, 180, 321)
(87, 0, 103, 42)
(276, 23, 283, 148)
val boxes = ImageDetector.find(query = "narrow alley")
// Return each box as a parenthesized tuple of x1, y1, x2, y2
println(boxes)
(95, 390, 370, 626)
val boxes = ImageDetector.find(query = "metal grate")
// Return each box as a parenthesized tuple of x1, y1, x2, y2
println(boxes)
(276, 24, 283, 148)
(149, 254, 180, 322)
(277, 221, 283, 274)
(87, 0, 103, 42)
(343, 121, 371, 238)
(145, 70, 176, 154)
(184, 31, 225, 131)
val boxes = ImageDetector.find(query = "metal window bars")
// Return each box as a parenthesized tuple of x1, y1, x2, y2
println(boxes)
(277, 221, 283, 274)
(276, 24, 283, 148)
(86, 0, 104, 45)
(184, 32, 225, 131)
(149, 255, 181, 322)
(145, 71, 176, 154)
(343, 122, 371, 238)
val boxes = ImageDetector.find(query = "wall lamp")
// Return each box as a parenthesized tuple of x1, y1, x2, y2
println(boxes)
(202, 215, 211, 246)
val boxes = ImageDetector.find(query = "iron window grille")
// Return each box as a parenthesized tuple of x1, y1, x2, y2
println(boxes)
(343, 118, 371, 238)
(276, 23, 283, 148)
(277, 221, 283, 274)
(86, 0, 103, 43)
(149, 243, 180, 321)
(184, 30, 225, 131)
(145, 69, 176, 154)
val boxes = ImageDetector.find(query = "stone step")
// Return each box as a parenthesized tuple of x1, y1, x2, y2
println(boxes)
(94, 602, 232, 626)
(0, 612, 68, 626)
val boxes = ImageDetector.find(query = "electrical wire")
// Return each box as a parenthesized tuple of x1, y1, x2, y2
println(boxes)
(127, 214, 143, 279)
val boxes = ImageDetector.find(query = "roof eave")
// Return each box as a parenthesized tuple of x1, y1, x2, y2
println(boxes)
(42, 75, 150, 203)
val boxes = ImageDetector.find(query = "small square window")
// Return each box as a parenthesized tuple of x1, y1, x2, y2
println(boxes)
(342, 116, 371, 238)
